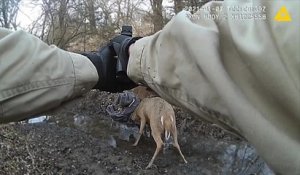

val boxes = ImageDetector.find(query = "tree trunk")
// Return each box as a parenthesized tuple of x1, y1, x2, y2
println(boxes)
(1, 0, 9, 28)
(150, 0, 163, 32)
(58, 0, 67, 29)
(1, 0, 20, 29)
(86, 0, 96, 32)
(174, 0, 184, 14)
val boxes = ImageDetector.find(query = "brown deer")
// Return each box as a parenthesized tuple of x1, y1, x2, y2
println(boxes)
(131, 86, 158, 100)
(131, 97, 188, 169)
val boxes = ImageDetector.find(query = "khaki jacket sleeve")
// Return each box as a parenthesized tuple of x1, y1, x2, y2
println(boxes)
(128, 0, 299, 174)
(0, 28, 98, 123)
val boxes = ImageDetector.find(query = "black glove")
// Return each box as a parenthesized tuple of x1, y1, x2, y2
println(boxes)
(82, 26, 141, 92)
(111, 35, 141, 78)
(82, 45, 136, 92)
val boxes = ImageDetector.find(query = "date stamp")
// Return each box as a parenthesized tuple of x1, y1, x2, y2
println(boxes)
(185, 4, 267, 21)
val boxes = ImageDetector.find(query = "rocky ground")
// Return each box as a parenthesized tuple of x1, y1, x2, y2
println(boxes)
(0, 90, 274, 175)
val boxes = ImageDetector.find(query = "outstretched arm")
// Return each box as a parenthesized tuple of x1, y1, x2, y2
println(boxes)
(0, 26, 138, 123)
(0, 28, 98, 122)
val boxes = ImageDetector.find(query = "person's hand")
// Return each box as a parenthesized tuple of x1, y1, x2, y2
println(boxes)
(82, 26, 141, 93)
(110, 34, 141, 80)
(82, 45, 136, 92)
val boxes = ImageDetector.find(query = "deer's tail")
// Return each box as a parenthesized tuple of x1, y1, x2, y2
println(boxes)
(162, 114, 175, 143)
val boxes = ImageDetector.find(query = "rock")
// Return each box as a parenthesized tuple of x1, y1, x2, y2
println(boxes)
(107, 135, 117, 148)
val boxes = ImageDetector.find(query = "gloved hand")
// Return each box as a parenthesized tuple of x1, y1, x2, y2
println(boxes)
(82, 26, 141, 93)
(82, 45, 136, 92)
(110, 30, 142, 82)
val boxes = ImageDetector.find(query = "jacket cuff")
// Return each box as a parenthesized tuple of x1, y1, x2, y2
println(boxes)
(127, 36, 151, 85)
(67, 52, 98, 97)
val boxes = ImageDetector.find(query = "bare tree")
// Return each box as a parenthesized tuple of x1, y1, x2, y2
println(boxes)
(0, 0, 21, 30)
(32, 0, 88, 49)
(149, 0, 163, 32)
(27, 0, 155, 50)
(85, 0, 96, 31)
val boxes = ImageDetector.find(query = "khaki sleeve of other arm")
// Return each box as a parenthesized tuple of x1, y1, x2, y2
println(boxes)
(128, 0, 300, 174)
(0, 28, 98, 123)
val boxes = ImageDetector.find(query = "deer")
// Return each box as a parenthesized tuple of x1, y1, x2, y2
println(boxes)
(131, 97, 188, 169)
(131, 86, 158, 100)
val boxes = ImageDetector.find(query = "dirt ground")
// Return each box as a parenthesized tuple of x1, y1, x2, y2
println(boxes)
(0, 90, 274, 175)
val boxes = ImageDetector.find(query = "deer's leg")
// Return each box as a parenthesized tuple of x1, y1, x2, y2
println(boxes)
(172, 128, 188, 163)
(146, 130, 164, 169)
(133, 117, 146, 146)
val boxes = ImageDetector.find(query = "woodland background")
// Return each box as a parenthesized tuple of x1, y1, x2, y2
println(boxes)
(0, 0, 211, 51)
